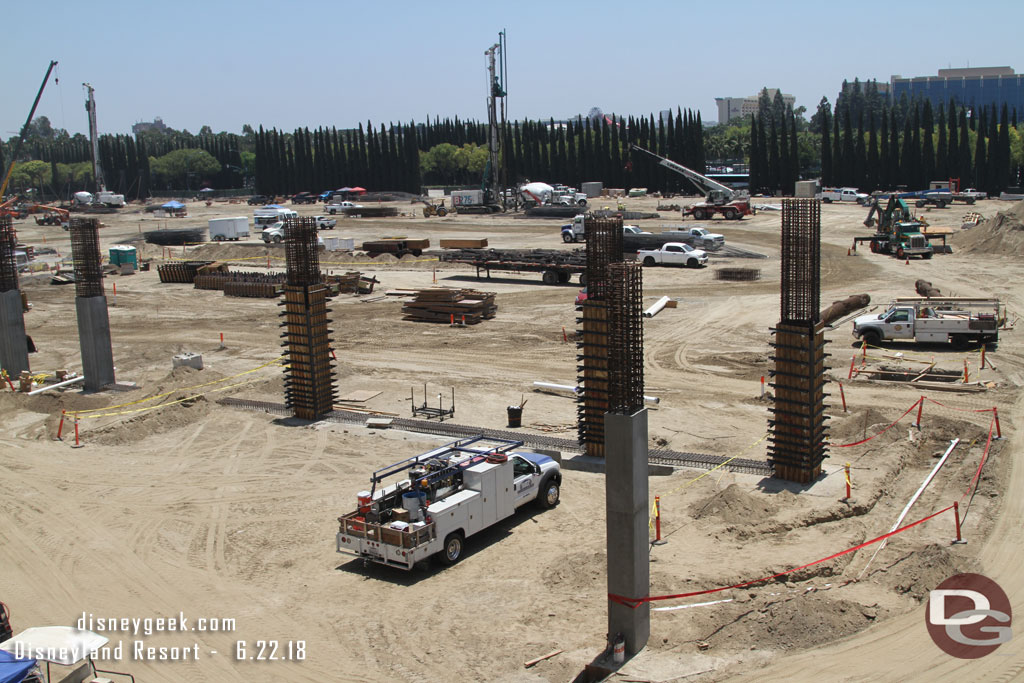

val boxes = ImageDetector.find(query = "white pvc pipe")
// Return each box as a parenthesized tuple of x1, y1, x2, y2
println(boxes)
(27, 376, 84, 395)
(644, 296, 671, 318)
(532, 381, 660, 405)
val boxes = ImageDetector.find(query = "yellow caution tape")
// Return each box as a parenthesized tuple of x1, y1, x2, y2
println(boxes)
(79, 380, 255, 418)
(74, 356, 285, 416)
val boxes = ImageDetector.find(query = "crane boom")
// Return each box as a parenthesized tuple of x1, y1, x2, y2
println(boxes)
(0, 60, 58, 200)
(83, 83, 105, 192)
(630, 144, 741, 200)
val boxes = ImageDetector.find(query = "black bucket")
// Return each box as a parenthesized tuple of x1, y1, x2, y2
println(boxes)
(506, 405, 523, 428)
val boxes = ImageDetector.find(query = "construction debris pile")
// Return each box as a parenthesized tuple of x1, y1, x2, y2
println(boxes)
(401, 288, 497, 324)
(952, 200, 1024, 254)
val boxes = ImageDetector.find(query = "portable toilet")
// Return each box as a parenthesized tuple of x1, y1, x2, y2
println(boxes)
(108, 245, 138, 269)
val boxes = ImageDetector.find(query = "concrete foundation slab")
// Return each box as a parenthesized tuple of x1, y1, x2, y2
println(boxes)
(0, 289, 30, 377)
(76, 296, 115, 392)
(605, 408, 650, 656)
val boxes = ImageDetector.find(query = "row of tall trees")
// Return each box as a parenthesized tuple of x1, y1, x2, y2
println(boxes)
(5, 101, 1022, 199)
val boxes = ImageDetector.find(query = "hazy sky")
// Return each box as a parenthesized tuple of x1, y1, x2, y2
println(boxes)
(4, 0, 1019, 139)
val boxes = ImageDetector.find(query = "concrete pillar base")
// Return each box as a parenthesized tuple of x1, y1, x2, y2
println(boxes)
(76, 296, 115, 392)
(605, 408, 650, 656)
(0, 289, 30, 377)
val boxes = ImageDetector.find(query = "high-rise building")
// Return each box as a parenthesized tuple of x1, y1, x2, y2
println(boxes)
(715, 89, 795, 123)
(890, 67, 1023, 112)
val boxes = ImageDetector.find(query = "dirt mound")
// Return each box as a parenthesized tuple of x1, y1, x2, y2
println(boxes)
(872, 543, 974, 601)
(691, 484, 776, 524)
(951, 200, 1024, 254)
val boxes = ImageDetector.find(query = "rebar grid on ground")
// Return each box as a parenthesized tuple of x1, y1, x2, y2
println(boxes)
(0, 215, 18, 293)
(69, 217, 104, 298)
(779, 199, 821, 325)
(607, 262, 644, 415)
(284, 217, 322, 286)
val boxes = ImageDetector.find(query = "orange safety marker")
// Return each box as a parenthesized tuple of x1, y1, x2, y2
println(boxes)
(838, 381, 847, 412)
(562, 327, 568, 343)
(915, 396, 924, 428)
(963, 359, 969, 383)
(653, 496, 666, 545)
(760, 375, 765, 398)
(980, 346, 987, 369)
(843, 463, 852, 501)
(433, 267, 436, 284)
(450, 313, 454, 325)
(848, 355, 856, 380)
(952, 500, 966, 544)
(905, 258, 910, 265)
(330, 348, 337, 360)
(993, 408, 1002, 439)
(56, 410, 66, 440)
(461, 314, 466, 325)
(72, 414, 82, 448)
(862, 340, 867, 361)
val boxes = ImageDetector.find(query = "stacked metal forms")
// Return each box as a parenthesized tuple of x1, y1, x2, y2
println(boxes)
(69, 218, 104, 298)
(606, 262, 644, 415)
(768, 199, 829, 483)
(577, 215, 625, 457)
(280, 217, 336, 421)
(158, 261, 216, 283)
(401, 288, 497, 324)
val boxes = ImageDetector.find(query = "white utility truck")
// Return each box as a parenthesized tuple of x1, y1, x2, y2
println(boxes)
(821, 187, 870, 205)
(852, 298, 1004, 349)
(661, 226, 725, 250)
(325, 200, 363, 215)
(208, 216, 249, 241)
(637, 242, 708, 268)
(254, 207, 298, 243)
(337, 437, 561, 569)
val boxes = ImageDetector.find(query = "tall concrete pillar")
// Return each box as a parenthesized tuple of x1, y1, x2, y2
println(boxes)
(76, 296, 115, 391)
(0, 215, 29, 377)
(605, 408, 650, 655)
(69, 218, 115, 392)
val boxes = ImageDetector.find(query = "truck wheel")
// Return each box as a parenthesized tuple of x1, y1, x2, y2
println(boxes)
(439, 532, 464, 565)
(896, 247, 905, 259)
(437, 207, 448, 217)
(862, 329, 881, 347)
(916, 200, 926, 208)
(562, 233, 575, 243)
(693, 208, 707, 220)
(723, 208, 737, 220)
(329, 209, 337, 215)
(577, 199, 587, 206)
(822, 197, 832, 204)
(273, 235, 282, 244)
(213, 235, 224, 242)
(643, 256, 656, 267)
(922, 252, 933, 259)
(557, 271, 571, 283)
(578, 273, 587, 286)
(537, 478, 560, 509)
(542, 270, 559, 285)
(951, 334, 970, 350)
(937, 200, 947, 209)
(687, 258, 699, 268)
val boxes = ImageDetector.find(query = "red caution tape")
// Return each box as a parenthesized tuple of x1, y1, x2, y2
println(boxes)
(609, 504, 955, 609)
(832, 397, 923, 448)
(923, 397, 997, 414)
(962, 417, 996, 502)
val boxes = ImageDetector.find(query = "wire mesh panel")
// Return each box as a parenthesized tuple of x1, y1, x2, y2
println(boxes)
(69, 217, 104, 298)
(779, 199, 821, 324)
(607, 262, 644, 415)
(0, 215, 18, 293)
(284, 217, 322, 286)
(584, 215, 624, 301)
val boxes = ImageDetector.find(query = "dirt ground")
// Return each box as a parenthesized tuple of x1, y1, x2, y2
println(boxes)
(1, 195, 1021, 682)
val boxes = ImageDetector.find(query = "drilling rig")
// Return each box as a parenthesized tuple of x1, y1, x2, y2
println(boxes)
(83, 83, 105, 192)
(455, 32, 508, 214)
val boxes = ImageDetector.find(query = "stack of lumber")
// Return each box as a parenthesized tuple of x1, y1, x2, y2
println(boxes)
(402, 288, 497, 324)
(440, 238, 488, 249)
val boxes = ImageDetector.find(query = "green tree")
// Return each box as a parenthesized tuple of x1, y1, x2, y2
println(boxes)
(149, 148, 221, 189)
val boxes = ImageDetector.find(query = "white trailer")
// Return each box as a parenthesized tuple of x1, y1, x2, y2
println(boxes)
(208, 216, 249, 241)
(336, 437, 561, 570)
(852, 298, 1005, 349)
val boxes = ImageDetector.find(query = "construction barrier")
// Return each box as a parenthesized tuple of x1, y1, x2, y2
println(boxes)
(612, 503, 957, 609)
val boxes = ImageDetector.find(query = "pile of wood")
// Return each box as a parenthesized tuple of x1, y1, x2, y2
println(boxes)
(402, 288, 497, 324)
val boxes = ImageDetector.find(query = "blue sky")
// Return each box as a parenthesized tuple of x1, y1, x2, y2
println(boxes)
(4, 0, 1019, 139)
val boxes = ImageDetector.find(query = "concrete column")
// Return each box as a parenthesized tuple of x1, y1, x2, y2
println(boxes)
(0, 289, 30, 377)
(76, 296, 115, 392)
(605, 408, 650, 655)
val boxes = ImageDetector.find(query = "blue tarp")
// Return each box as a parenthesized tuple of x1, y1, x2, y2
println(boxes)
(264, 204, 284, 209)
(0, 650, 36, 683)
(161, 201, 186, 209)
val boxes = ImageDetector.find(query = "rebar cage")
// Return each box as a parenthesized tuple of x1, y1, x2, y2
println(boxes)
(607, 262, 644, 415)
(0, 215, 18, 293)
(69, 217, 104, 298)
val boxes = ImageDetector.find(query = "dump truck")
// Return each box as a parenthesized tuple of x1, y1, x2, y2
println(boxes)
(852, 297, 1005, 349)
(336, 436, 561, 569)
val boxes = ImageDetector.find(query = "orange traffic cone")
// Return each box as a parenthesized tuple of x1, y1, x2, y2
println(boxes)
(847, 248, 851, 256)
(905, 258, 910, 265)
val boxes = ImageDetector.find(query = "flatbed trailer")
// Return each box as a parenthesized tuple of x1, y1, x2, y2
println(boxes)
(439, 248, 588, 285)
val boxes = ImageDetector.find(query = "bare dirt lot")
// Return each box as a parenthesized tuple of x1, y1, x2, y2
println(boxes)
(2, 195, 1021, 682)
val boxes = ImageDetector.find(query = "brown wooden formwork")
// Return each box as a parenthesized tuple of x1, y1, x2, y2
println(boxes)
(279, 284, 336, 420)
(767, 321, 829, 483)
(577, 300, 609, 458)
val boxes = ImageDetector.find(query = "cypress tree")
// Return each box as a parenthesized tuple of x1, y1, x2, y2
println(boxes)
(936, 106, 948, 180)
(889, 110, 901, 187)
(866, 112, 878, 192)
(779, 111, 790, 193)
(832, 114, 842, 186)
(921, 101, 935, 187)
(768, 120, 780, 193)
(973, 108, 986, 188)
(789, 110, 799, 188)
(841, 104, 855, 186)
(854, 110, 866, 189)
(820, 106, 832, 186)
(749, 115, 760, 193)
(997, 103, 1011, 192)
(878, 110, 889, 189)
(958, 110, 971, 183)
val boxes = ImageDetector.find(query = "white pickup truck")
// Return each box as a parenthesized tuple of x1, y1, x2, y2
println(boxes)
(337, 437, 561, 570)
(661, 226, 725, 250)
(325, 200, 364, 215)
(637, 242, 708, 268)
(852, 298, 1004, 349)
(822, 187, 870, 205)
